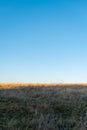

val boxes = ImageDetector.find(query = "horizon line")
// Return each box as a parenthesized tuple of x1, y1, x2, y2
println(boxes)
(0, 82, 87, 85)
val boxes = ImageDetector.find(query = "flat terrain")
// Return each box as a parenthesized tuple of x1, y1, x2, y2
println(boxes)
(0, 84, 87, 130)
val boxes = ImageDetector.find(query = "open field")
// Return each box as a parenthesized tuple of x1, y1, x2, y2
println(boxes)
(0, 83, 87, 129)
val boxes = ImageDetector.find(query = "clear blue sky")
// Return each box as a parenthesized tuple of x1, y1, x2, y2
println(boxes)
(0, 0, 87, 83)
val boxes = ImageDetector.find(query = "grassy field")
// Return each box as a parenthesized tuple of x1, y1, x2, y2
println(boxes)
(0, 83, 87, 130)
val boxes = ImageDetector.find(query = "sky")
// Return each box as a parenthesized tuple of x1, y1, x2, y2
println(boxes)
(0, 0, 87, 83)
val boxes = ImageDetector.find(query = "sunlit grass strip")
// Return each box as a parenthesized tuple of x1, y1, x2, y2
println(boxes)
(0, 83, 87, 89)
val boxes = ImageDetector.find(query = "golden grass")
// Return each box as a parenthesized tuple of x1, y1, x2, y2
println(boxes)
(0, 82, 87, 89)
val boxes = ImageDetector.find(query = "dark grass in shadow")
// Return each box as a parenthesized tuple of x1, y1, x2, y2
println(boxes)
(0, 85, 87, 129)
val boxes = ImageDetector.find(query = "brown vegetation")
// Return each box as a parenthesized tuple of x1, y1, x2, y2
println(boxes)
(0, 83, 87, 88)
(0, 83, 87, 129)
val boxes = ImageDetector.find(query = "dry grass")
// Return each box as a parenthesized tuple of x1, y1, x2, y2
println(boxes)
(0, 83, 87, 88)
(0, 83, 87, 129)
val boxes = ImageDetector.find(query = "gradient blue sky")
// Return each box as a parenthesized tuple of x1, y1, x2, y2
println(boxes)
(0, 0, 87, 83)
